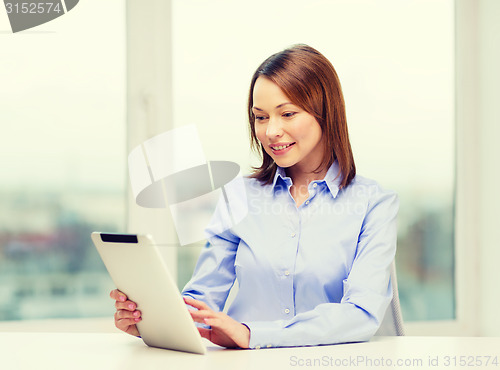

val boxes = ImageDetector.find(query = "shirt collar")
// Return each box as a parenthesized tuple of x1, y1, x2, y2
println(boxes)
(271, 161, 342, 198)
(271, 166, 292, 190)
(322, 161, 342, 198)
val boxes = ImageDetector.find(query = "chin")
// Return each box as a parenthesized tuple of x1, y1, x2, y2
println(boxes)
(272, 159, 296, 168)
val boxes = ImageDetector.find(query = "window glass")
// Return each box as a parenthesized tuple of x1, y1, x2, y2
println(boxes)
(0, 1, 126, 320)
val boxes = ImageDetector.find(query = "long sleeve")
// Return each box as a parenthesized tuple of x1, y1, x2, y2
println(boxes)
(181, 229, 239, 312)
(243, 189, 399, 348)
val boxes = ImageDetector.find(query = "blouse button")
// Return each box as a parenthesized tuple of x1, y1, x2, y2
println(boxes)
(291, 233, 296, 238)
(305, 200, 310, 205)
(284, 270, 290, 276)
(284, 308, 290, 314)
(312, 183, 318, 188)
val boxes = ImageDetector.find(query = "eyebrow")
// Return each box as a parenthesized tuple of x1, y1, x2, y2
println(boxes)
(252, 102, 293, 111)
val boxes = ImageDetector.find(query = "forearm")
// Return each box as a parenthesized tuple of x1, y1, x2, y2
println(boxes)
(244, 299, 389, 349)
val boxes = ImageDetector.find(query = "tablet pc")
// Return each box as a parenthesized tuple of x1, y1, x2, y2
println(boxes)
(91, 232, 206, 355)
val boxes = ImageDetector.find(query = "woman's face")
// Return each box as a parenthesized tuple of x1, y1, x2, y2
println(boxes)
(252, 76, 324, 174)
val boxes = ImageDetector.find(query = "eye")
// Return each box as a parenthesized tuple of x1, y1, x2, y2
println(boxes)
(255, 115, 268, 122)
(282, 112, 297, 118)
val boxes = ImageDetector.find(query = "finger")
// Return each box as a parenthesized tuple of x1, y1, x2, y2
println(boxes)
(116, 317, 142, 330)
(114, 310, 141, 326)
(115, 300, 138, 311)
(189, 310, 215, 324)
(189, 308, 215, 318)
(110, 289, 127, 302)
(183, 297, 210, 311)
(115, 309, 142, 320)
(204, 317, 221, 328)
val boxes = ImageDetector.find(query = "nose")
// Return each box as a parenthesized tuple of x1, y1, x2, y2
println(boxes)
(266, 117, 284, 138)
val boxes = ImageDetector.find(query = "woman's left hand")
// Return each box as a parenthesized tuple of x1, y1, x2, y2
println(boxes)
(184, 297, 250, 349)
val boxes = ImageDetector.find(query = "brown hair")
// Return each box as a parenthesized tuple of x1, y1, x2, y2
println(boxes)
(248, 44, 356, 189)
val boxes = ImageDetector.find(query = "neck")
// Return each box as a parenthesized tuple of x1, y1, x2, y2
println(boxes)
(285, 165, 328, 187)
(285, 165, 327, 207)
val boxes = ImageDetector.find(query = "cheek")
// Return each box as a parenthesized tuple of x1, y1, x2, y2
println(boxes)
(291, 125, 313, 142)
(299, 119, 322, 143)
(255, 125, 266, 143)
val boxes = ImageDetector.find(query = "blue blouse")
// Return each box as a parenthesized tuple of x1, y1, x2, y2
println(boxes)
(182, 161, 399, 349)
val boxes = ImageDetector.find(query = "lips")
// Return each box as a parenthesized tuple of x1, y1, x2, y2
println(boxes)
(269, 142, 295, 155)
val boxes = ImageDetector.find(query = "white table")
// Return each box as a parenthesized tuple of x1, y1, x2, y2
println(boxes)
(1, 332, 499, 370)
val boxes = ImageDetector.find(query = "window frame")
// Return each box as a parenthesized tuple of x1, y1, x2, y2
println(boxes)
(126, 0, 177, 276)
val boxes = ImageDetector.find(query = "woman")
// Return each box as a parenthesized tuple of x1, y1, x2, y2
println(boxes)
(111, 44, 399, 349)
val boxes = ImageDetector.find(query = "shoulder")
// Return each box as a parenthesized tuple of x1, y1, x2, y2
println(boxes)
(343, 174, 399, 211)
(242, 174, 269, 187)
(217, 174, 271, 218)
(239, 174, 273, 194)
(242, 174, 261, 185)
(222, 174, 265, 193)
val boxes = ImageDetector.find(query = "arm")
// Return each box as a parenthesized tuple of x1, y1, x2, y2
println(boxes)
(181, 229, 240, 312)
(181, 177, 245, 311)
(244, 190, 399, 348)
(181, 229, 251, 348)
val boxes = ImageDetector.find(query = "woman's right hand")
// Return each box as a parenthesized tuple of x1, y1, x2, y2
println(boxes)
(110, 289, 142, 337)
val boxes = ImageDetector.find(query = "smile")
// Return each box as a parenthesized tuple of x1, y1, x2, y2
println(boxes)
(270, 142, 295, 154)
(271, 143, 293, 150)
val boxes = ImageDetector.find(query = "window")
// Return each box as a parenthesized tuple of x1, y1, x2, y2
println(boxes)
(0, 1, 126, 320)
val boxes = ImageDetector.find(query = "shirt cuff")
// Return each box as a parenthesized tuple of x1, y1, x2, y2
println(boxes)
(243, 320, 285, 349)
